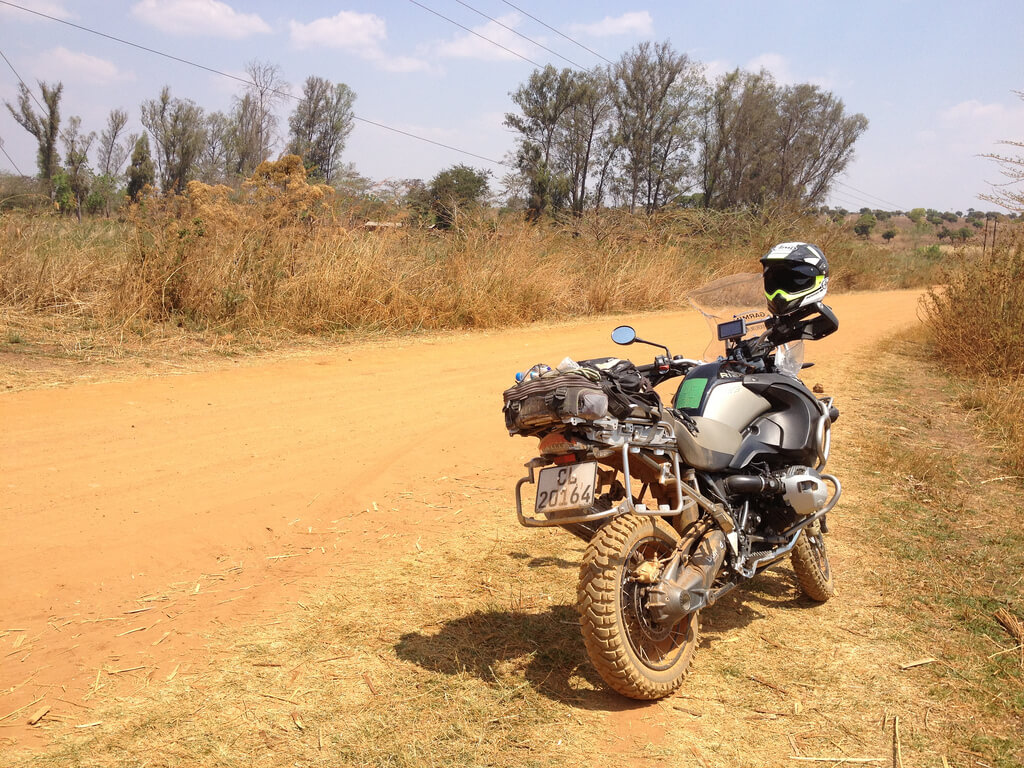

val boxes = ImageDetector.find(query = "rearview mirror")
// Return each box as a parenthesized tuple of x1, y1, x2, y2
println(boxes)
(611, 325, 637, 345)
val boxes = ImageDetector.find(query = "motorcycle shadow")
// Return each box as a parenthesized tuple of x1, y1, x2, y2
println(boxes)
(394, 569, 816, 710)
(394, 604, 647, 712)
(699, 568, 811, 646)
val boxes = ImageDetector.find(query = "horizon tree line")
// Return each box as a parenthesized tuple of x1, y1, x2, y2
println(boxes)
(503, 40, 870, 217)
(3, 59, 357, 215)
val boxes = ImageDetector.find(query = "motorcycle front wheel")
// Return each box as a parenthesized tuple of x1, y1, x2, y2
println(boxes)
(577, 514, 699, 700)
(791, 520, 835, 601)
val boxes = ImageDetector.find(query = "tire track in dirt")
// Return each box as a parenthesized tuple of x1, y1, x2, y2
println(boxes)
(0, 289, 923, 751)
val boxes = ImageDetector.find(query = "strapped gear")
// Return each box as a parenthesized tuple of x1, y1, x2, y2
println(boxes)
(760, 242, 829, 315)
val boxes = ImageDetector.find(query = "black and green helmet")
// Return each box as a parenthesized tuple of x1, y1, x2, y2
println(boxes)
(760, 242, 829, 315)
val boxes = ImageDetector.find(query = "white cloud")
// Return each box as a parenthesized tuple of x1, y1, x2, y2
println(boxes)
(0, 0, 73, 21)
(131, 0, 270, 39)
(570, 11, 653, 38)
(289, 11, 429, 72)
(289, 11, 385, 54)
(431, 13, 538, 63)
(34, 47, 134, 85)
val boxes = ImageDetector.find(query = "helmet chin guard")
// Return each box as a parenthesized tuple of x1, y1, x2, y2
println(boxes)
(760, 242, 829, 315)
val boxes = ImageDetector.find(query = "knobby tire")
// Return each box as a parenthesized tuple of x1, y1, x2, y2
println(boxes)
(577, 514, 698, 700)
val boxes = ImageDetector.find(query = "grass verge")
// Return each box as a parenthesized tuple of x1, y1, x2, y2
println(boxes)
(845, 329, 1024, 767)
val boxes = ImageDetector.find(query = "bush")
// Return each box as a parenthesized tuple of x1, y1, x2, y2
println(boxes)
(922, 226, 1024, 377)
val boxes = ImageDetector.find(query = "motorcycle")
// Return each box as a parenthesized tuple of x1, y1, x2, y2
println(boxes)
(501, 273, 841, 699)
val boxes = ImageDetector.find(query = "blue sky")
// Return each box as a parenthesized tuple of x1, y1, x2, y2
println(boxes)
(0, 0, 1021, 212)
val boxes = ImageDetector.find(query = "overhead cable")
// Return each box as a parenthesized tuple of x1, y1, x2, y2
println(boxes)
(0, 133, 26, 175)
(834, 180, 907, 212)
(453, 0, 586, 70)
(0, 0, 508, 167)
(407, 0, 544, 69)
(500, 0, 614, 65)
(0, 46, 48, 115)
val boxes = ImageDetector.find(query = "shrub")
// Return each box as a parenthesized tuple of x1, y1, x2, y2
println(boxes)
(922, 226, 1023, 377)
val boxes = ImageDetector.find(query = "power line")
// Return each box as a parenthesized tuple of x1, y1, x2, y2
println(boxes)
(407, 0, 544, 69)
(0, 134, 26, 175)
(0, 0, 509, 168)
(453, 0, 586, 70)
(500, 0, 614, 66)
(0, 46, 48, 115)
(834, 180, 906, 212)
(828, 187, 885, 211)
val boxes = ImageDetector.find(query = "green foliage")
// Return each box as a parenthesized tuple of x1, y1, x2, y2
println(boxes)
(853, 212, 876, 238)
(422, 164, 491, 230)
(286, 76, 355, 184)
(4, 80, 63, 184)
(127, 134, 155, 203)
(140, 86, 207, 193)
(914, 244, 942, 260)
(908, 207, 926, 224)
(882, 228, 897, 242)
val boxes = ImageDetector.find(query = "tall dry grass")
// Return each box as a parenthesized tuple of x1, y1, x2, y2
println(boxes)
(922, 226, 1024, 472)
(1, 156, 943, 348)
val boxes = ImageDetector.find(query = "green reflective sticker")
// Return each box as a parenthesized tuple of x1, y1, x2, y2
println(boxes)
(676, 377, 708, 410)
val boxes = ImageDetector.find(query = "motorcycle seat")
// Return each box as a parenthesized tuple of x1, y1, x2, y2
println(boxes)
(672, 414, 743, 472)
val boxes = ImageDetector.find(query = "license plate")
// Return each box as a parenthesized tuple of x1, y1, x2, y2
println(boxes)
(536, 462, 597, 514)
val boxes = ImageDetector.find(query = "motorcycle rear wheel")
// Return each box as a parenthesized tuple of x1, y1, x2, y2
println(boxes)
(577, 514, 698, 700)
(791, 521, 834, 601)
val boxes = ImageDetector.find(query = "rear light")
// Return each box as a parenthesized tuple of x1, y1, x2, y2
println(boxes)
(539, 432, 586, 456)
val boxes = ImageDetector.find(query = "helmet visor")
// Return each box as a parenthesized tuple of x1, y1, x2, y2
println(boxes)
(764, 262, 821, 296)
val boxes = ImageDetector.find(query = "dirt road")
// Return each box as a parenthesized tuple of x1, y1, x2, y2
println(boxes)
(0, 289, 922, 749)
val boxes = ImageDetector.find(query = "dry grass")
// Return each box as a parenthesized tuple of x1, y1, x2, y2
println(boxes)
(922, 229, 1024, 378)
(845, 332, 1024, 767)
(2, 159, 947, 363)
(922, 227, 1024, 472)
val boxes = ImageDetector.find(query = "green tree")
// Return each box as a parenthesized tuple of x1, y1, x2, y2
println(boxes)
(698, 69, 867, 209)
(424, 164, 490, 229)
(287, 76, 355, 184)
(882, 228, 897, 243)
(853, 212, 876, 238)
(93, 109, 131, 216)
(907, 207, 926, 223)
(612, 41, 704, 213)
(141, 86, 207, 193)
(61, 115, 95, 221)
(231, 61, 289, 178)
(505, 65, 580, 220)
(126, 133, 155, 202)
(198, 111, 234, 184)
(4, 80, 63, 188)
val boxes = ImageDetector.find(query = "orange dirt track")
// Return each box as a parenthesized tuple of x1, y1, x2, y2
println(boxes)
(0, 289, 922, 748)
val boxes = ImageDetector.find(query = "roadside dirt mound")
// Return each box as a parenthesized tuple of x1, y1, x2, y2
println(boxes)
(1, 290, 923, 755)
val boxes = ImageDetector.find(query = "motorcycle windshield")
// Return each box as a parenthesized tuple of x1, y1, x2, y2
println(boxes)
(688, 273, 804, 375)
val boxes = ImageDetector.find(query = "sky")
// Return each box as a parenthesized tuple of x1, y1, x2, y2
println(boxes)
(0, 0, 1022, 213)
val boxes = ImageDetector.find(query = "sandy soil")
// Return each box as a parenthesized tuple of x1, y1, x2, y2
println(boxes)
(0, 290, 923, 749)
